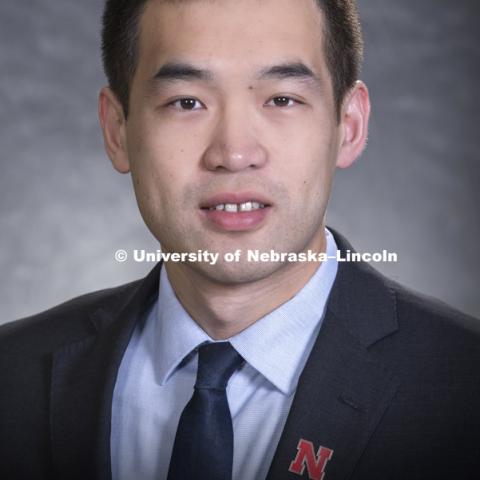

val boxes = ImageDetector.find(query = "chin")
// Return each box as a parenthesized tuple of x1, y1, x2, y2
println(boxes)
(193, 259, 286, 286)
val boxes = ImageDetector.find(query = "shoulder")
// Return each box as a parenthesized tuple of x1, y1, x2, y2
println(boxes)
(391, 278, 480, 347)
(373, 275, 480, 381)
(0, 278, 143, 356)
(330, 227, 480, 352)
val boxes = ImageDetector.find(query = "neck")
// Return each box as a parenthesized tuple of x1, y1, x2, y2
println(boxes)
(165, 229, 327, 340)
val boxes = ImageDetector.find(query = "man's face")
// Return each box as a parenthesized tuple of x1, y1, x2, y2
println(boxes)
(121, 0, 347, 284)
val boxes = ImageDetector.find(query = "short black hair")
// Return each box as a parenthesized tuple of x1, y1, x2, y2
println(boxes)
(101, 0, 363, 120)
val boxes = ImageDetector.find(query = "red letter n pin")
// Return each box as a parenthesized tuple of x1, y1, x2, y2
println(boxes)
(288, 439, 333, 480)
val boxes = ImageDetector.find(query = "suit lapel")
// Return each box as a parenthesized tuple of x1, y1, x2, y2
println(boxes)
(50, 263, 161, 480)
(266, 230, 401, 480)
(265, 307, 400, 480)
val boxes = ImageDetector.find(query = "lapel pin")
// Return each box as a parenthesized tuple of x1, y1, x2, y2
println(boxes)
(288, 438, 333, 480)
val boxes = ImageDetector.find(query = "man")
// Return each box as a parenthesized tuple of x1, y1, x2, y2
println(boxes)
(1, 0, 479, 479)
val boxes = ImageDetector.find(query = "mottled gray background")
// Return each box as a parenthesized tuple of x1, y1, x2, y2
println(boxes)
(0, 0, 478, 323)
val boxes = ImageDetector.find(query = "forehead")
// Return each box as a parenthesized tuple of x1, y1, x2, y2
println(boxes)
(136, 0, 327, 83)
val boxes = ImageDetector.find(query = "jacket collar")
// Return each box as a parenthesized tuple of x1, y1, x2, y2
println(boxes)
(50, 228, 400, 480)
(327, 228, 398, 348)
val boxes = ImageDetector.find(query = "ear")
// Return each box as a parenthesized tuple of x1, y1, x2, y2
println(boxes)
(98, 87, 130, 173)
(336, 81, 371, 169)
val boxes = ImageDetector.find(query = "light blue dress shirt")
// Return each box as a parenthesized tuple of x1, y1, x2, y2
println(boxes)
(111, 228, 338, 480)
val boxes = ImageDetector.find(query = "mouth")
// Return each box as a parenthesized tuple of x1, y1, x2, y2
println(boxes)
(199, 193, 272, 232)
(203, 201, 267, 212)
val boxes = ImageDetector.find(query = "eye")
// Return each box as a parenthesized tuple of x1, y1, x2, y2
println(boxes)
(265, 96, 301, 108)
(168, 97, 204, 111)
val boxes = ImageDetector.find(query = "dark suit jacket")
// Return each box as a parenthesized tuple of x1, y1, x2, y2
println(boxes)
(1, 230, 480, 480)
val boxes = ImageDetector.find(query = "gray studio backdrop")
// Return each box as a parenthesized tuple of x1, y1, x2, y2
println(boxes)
(0, 0, 479, 323)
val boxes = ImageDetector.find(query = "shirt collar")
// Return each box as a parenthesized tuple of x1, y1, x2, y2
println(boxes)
(229, 229, 338, 395)
(154, 228, 338, 395)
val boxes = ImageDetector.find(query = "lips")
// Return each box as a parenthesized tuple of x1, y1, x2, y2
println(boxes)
(199, 192, 272, 232)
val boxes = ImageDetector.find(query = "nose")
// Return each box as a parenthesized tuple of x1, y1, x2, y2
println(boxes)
(201, 103, 268, 172)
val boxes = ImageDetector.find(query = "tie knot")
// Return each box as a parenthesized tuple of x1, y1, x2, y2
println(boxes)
(195, 342, 243, 390)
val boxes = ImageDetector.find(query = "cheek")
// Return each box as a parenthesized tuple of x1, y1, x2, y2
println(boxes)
(295, 162, 331, 214)
(278, 139, 337, 222)
(279, 138, 335, 193)
(136, 113, 205, 167)
(128, 121, 198, 202)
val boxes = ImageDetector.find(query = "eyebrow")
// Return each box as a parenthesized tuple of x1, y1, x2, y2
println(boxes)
(256, 62, 320, 84)
(152, 62, 214, 83)
(150, 61, 322, 90)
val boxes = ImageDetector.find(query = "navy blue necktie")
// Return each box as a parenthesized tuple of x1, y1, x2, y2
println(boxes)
(167, 342, 244, 480)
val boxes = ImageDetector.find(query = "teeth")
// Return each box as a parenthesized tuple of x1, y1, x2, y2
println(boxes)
(225, 203, 238, 212)
(208, 201, 266, 212)
(239, 201, 252, 212)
